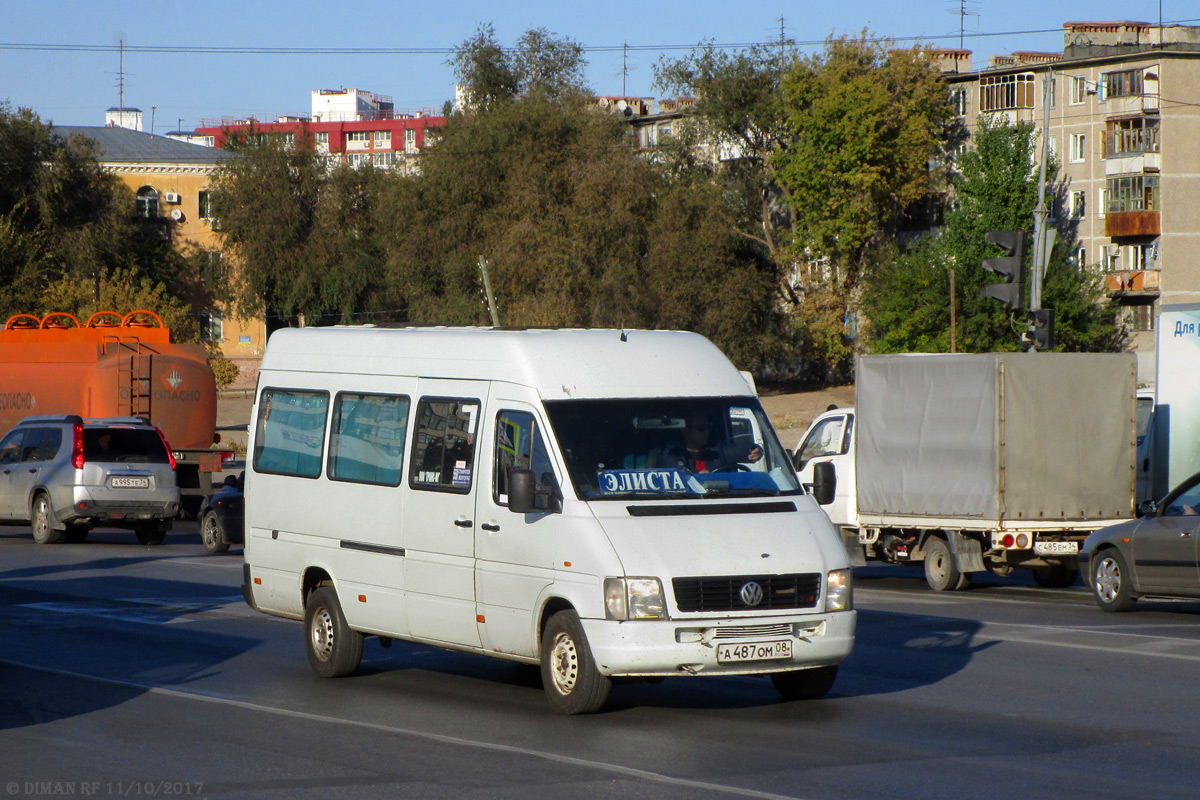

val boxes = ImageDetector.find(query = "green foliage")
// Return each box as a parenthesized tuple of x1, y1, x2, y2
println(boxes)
(206, 346, 240, 389)
(450, 24, 588, 110)
(0, 103, 180, 320)
(38, 269, 196, 339)
(862, 117, 1123, 353)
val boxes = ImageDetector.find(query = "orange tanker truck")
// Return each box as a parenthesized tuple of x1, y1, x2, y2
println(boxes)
(0, 310, 232, 516)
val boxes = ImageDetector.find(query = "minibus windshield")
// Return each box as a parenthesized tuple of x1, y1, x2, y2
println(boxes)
(543, 397, 802, 500)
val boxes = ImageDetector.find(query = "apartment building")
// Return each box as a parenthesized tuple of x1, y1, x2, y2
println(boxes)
(192, 88, 445, 174)
(943, 21, 1200, 376)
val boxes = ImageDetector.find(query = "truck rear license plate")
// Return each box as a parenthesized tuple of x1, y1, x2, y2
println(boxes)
(110, 476, 149, 489)
(716, 640, 792, 664)
(1034, 541, 1078, 555)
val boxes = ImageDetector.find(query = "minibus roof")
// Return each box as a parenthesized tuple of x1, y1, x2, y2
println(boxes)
(261, 327, 754, 400)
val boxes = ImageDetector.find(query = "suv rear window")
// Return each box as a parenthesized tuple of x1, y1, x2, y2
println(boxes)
(83, 428, 170, 463)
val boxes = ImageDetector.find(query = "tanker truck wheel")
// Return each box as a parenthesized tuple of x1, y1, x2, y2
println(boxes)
(924, 537, 969, 591)
(30, 493, 62, 544)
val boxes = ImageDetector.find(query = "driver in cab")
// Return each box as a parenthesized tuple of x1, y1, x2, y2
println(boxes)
(661, 414, 763, 473)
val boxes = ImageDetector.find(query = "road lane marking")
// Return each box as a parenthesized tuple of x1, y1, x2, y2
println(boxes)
(0, 657, 809, 800)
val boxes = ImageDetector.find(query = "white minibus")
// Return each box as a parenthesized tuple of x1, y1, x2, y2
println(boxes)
(241, 327, 854, 714)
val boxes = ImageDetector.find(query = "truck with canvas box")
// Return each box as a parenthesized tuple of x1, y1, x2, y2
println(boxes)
(794, 352, 1137, 590)
(241, 327, 855, 714)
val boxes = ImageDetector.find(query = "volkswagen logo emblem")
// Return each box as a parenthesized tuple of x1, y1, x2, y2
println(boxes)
(739, 581, 764, 607)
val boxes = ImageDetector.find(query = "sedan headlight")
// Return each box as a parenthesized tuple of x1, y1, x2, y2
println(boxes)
(826, 568, 852, 612)
(604, 577, 666, 620)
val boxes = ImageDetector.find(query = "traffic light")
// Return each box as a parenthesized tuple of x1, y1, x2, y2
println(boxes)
(1028, 308, 1055, 350)
(982, 230, 1026, 311)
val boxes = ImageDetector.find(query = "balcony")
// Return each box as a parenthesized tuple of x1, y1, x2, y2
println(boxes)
(1105, 211, 1160, 237)
(1104, 269, 1160, 297)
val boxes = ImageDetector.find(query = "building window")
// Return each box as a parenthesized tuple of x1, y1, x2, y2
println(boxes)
(404, 128, 417, 153)
(1106, 175, 1159, 214)
(1070, 190, 1086, 218)
(979, 72, 1036, 112)
(1074, 246, 1086, 270)
(1098, 188, 1107, 219)
(136, 186, 159, 218)
(201, 251, 222, 283)
(373, 130, 391, 148)
(371, 152, 395, 167)
(1104, 69, 1143, 99)
(1105, 118, 1159, 157)
(1070, 76, 1087, 105)
(347, 153, 371, 168)
(314, 131, 329, 146)
(198, 190, 214, 220)
(199, 309, 223, 342)
(949, 88, 968, 116)
(1130, 304, 1154, 332)
(347, 131, 370, 143)
(1069, 133, 1086, 163)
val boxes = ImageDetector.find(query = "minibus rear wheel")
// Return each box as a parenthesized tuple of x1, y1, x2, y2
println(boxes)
(305, 585, 364, 678)
(540, 610, 611, 715)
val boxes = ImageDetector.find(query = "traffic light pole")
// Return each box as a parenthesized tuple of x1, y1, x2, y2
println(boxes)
(1030, 74, 1056, 314)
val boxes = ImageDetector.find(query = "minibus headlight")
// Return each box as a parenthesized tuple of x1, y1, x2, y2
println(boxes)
(604, 577, 666, 621)
(826, 568, 852, 612)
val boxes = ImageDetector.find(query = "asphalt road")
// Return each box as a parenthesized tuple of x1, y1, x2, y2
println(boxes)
(2, 523, 1199, 800)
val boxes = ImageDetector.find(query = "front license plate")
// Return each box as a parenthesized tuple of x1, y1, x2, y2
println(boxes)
(110, 476, 149, 489)
(1034, 540, 1079, 555)
(716, 639, 792, 664)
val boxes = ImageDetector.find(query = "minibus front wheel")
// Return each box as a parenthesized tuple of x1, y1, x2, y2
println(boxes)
(305, 585, 364, 678)
(540, 610, 611, 715)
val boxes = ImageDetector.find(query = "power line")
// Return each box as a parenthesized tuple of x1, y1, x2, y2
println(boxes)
(3, 20, 1198, 58)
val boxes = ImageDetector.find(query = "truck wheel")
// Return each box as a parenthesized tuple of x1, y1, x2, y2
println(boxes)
(1031, 564, 1077, 589)
(135, 523, 167, 546)
(924, 537, 967, 591)
(540, 610, 611, 715)
(305, 586, 363, 678)
(200, 511, 229, 554)
(1090, 549, 1136, 612)
(770, 665, 838, 700)
(31, 494, 61, 544)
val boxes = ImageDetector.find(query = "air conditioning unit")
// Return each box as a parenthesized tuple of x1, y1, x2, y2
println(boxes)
(164, 192, 181, 204)
(170, 208, 185, 222)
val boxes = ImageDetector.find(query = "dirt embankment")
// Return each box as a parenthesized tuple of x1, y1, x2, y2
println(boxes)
(758, 385, 855, 449)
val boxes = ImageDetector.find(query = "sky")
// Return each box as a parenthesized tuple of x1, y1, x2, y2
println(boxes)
(2, 1, 1198, 132)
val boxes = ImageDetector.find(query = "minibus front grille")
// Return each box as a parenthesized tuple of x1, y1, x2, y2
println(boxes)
(672, 574, 821, 612)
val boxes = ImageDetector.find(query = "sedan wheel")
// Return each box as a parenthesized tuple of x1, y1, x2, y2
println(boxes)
(1091, 548, 1136, 612)
(200, 511, 229, 554)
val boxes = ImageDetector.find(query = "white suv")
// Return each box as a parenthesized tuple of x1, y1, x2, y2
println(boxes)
(0, 415, 181, 544)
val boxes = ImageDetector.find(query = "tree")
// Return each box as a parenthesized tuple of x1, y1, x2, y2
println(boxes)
(862, 117, 1123, 353)
(450, 24, 588, 111)
(377, 92, 788, 368)
(773, 35, 959, 377)
(0, 103, 181, 320)
(655, 35, 958, 381)
(208, 123, 391, 328)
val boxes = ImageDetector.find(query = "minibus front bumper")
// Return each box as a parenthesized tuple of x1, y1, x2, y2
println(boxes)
(580, 610, 856, 677)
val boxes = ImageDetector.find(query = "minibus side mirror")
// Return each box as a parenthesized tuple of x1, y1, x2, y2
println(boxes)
(509, 469, 536, 513)
(509, 468, 562, 514)
(811, 461, 836, 506)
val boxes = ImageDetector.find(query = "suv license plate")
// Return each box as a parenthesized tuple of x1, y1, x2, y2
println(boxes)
(716, 640, 792, 664)
(110, 476, 149, 489)
(1034, 541, 1079, 555)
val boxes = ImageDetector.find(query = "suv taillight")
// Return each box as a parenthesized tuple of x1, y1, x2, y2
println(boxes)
(71, 424, 85, 469)
(154, 426, 177, 471)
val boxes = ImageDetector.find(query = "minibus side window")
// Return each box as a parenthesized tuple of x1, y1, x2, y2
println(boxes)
(494, 410, 557, 505)
(409, 397, 480, 493)
(328, 392, 410, 486)
(253, 388, 330, 478)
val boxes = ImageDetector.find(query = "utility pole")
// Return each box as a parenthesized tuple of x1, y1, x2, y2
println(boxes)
(477, 257, 501, 326)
